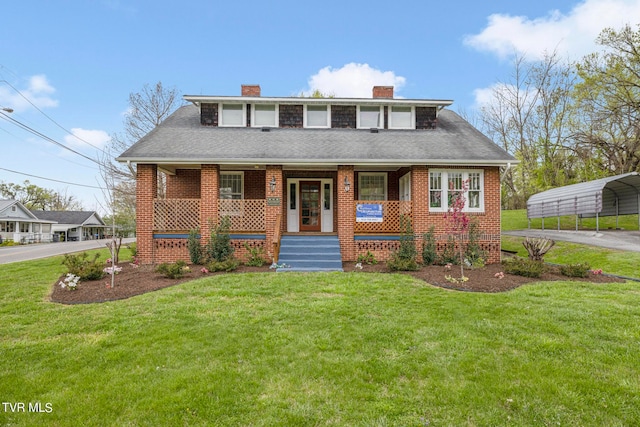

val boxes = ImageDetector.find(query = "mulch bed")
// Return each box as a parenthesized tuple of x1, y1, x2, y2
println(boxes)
(50, 259, 625, 305)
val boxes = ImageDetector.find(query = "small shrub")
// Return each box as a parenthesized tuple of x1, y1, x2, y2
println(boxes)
(244, 242, 266, 267)
(126, 242, 137, 258)
(560, 262, 591, 278)
(187, 229, 203, 264)
(356, 251, 378, 265)
(523, 237, 555, 261)
(205, 217, 234, 262)
(62, 252, 105, 281)
(207, 258, 240, 272)
(439, 235, 458, 265)
(387, 252, 419, 271)
(464, 220, 487, 268)
(502, 257, 545, 278)
(155, 260, 189, 279)
(397, 215, 417, 261)
(421, 226, 437, 266)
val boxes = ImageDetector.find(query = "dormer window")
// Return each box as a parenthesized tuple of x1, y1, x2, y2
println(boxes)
(304, 105, 330, 128)
(220, 103, 246, 127)
(252, 104, 278, 127)
(389, 106, 414, 129)
(357, 105, 382, 129)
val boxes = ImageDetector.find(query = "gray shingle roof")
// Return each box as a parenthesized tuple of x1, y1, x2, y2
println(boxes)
(31, 211, 104, 226)
(117, 104, 515, 166)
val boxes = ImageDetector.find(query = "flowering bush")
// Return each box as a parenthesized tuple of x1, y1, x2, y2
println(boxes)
(103, 266, 123, 275)
(494, 271, 505, 279)
(591, 269, 603, 275)
(445, 274, 469, 284)
(59, 273, 80, 291)
(200, 267, 209, 274)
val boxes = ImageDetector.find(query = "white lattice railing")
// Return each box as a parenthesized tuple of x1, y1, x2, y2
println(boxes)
(218, 199, 266, 232)
(153, 199, 200, 231)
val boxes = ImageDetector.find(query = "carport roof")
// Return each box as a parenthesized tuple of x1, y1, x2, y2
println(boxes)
(527, 172, 640, 219)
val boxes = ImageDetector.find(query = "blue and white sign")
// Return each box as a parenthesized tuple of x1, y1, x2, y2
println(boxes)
(356, 203, 383, 223)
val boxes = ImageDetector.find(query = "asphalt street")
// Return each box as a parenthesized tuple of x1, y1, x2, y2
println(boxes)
(0, 238, 136, 265)
(503, 229, 640, 252)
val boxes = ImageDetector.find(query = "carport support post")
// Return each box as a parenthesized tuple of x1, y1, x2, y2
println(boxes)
(596, 212, 599, 233)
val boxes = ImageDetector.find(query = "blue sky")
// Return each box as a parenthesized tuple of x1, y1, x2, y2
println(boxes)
(1, 0, 639, 212)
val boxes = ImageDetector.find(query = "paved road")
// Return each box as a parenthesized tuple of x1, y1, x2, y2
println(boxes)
(503, 229, 640, 252)
(0, 238, 136, 264)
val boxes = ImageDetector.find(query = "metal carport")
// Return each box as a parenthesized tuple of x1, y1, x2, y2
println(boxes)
(526, 172, 640, 231)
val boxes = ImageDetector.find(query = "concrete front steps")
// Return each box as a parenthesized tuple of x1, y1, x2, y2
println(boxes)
(276, 234, 343, 272)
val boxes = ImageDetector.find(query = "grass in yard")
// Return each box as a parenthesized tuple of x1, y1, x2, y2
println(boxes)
(1, 256, 640, 426)
(502, 209, 639, 231)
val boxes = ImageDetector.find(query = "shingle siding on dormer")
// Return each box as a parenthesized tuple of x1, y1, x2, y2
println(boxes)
(279, 105, 304, 128)
(331, 105, 356, 128)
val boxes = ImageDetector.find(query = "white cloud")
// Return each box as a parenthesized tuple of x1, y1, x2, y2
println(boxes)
(0, 74, 59, 113)
(464, 0, 640, 61)
(64, 128, 111, 150)
(303, 63, 406, 98)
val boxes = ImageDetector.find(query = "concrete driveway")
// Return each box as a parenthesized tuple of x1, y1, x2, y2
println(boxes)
(503, 229, 640, 252)
(0, 238, 136, 265)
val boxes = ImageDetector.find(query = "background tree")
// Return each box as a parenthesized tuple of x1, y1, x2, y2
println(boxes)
(99, 82, 181, 234)
(0, 180, 83, 210)
(573, 24, 640, 174)
(479, 52, 577, 209)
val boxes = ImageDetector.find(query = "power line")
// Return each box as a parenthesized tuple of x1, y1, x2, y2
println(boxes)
(0, 78, 108, 153)
(0, 110, 100, 165)
(0, 166, 106, 190)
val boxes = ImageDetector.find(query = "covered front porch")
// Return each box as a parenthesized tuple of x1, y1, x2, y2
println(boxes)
(137, 163, 418, 264)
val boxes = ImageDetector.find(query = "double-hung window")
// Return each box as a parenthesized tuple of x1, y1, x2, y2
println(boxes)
(304, 105, 330, 128)
(358, 173, 387, 201)
(219, 172, 244, 200)
(219, 104, 246, 127)
(388, 106, 414, 129)
(357, 105, 382, 129)
(252, 104, 278, 127)
(429, 170, 484, 212)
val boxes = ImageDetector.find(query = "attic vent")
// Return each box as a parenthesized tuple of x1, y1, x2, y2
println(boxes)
(261, 127, 271, 132)
(370, 128, 379, 133)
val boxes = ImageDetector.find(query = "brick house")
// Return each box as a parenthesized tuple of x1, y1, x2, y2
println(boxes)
(117, 85, 516, 269)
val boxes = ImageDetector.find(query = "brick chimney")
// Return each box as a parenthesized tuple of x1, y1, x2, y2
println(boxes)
(372, 86, 394, 99)
(241, 84, 261, 97)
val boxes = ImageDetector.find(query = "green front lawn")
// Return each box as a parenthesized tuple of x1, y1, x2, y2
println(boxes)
(1, 256, 640, 426)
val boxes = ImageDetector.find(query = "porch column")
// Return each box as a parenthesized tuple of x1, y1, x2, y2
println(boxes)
(337, 165, 355, 261)
(200, 164, 220, 247)
(411, 165, 430, 236)
(265, 165, 283, 261)
(136, 164, 157, 264)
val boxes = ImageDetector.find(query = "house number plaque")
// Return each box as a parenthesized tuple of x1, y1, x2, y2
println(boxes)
(267, 197, 281, 206)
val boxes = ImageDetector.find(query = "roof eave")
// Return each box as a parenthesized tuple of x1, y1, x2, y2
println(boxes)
(183, 95, 454, 108)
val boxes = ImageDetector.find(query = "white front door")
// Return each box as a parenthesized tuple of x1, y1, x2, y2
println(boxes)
(287, 178, 333, 232)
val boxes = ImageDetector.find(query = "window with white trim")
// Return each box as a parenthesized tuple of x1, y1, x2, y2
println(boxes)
(429, 170, 484, 212)
(304, 105, 330, 128)
(219, 103, 246, 127)
(219, 172, 244, 200)
(358, 173, 387, 201)
(252, 104, 278, 127)
(388, 106, 414, 129)
(357, 105, 382, 129)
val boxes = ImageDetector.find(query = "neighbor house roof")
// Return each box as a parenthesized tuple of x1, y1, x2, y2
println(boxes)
(0, 200, 55, 223)
(527, 172, 640, 219)
(117, 104, 516, 168)
(31, 211, 106, 226)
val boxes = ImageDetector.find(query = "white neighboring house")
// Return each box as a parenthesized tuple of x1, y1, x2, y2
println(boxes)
(0, 200, 56, 243)
(31, 210, 109, 242)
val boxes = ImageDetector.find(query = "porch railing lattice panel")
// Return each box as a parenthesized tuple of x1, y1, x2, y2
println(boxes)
(153, 199, 200, 231)
(218, 199, 266, 232)
(354, 200, 412, 233)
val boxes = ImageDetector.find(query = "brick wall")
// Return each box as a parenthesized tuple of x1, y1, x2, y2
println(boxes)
(245, 170, 266, 199)
(265, 165, 283, 260)
(166, 169, 201, 199)
(200, 165, 219, 247)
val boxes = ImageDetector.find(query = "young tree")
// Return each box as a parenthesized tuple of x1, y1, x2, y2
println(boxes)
(444, 180, 470, 281)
